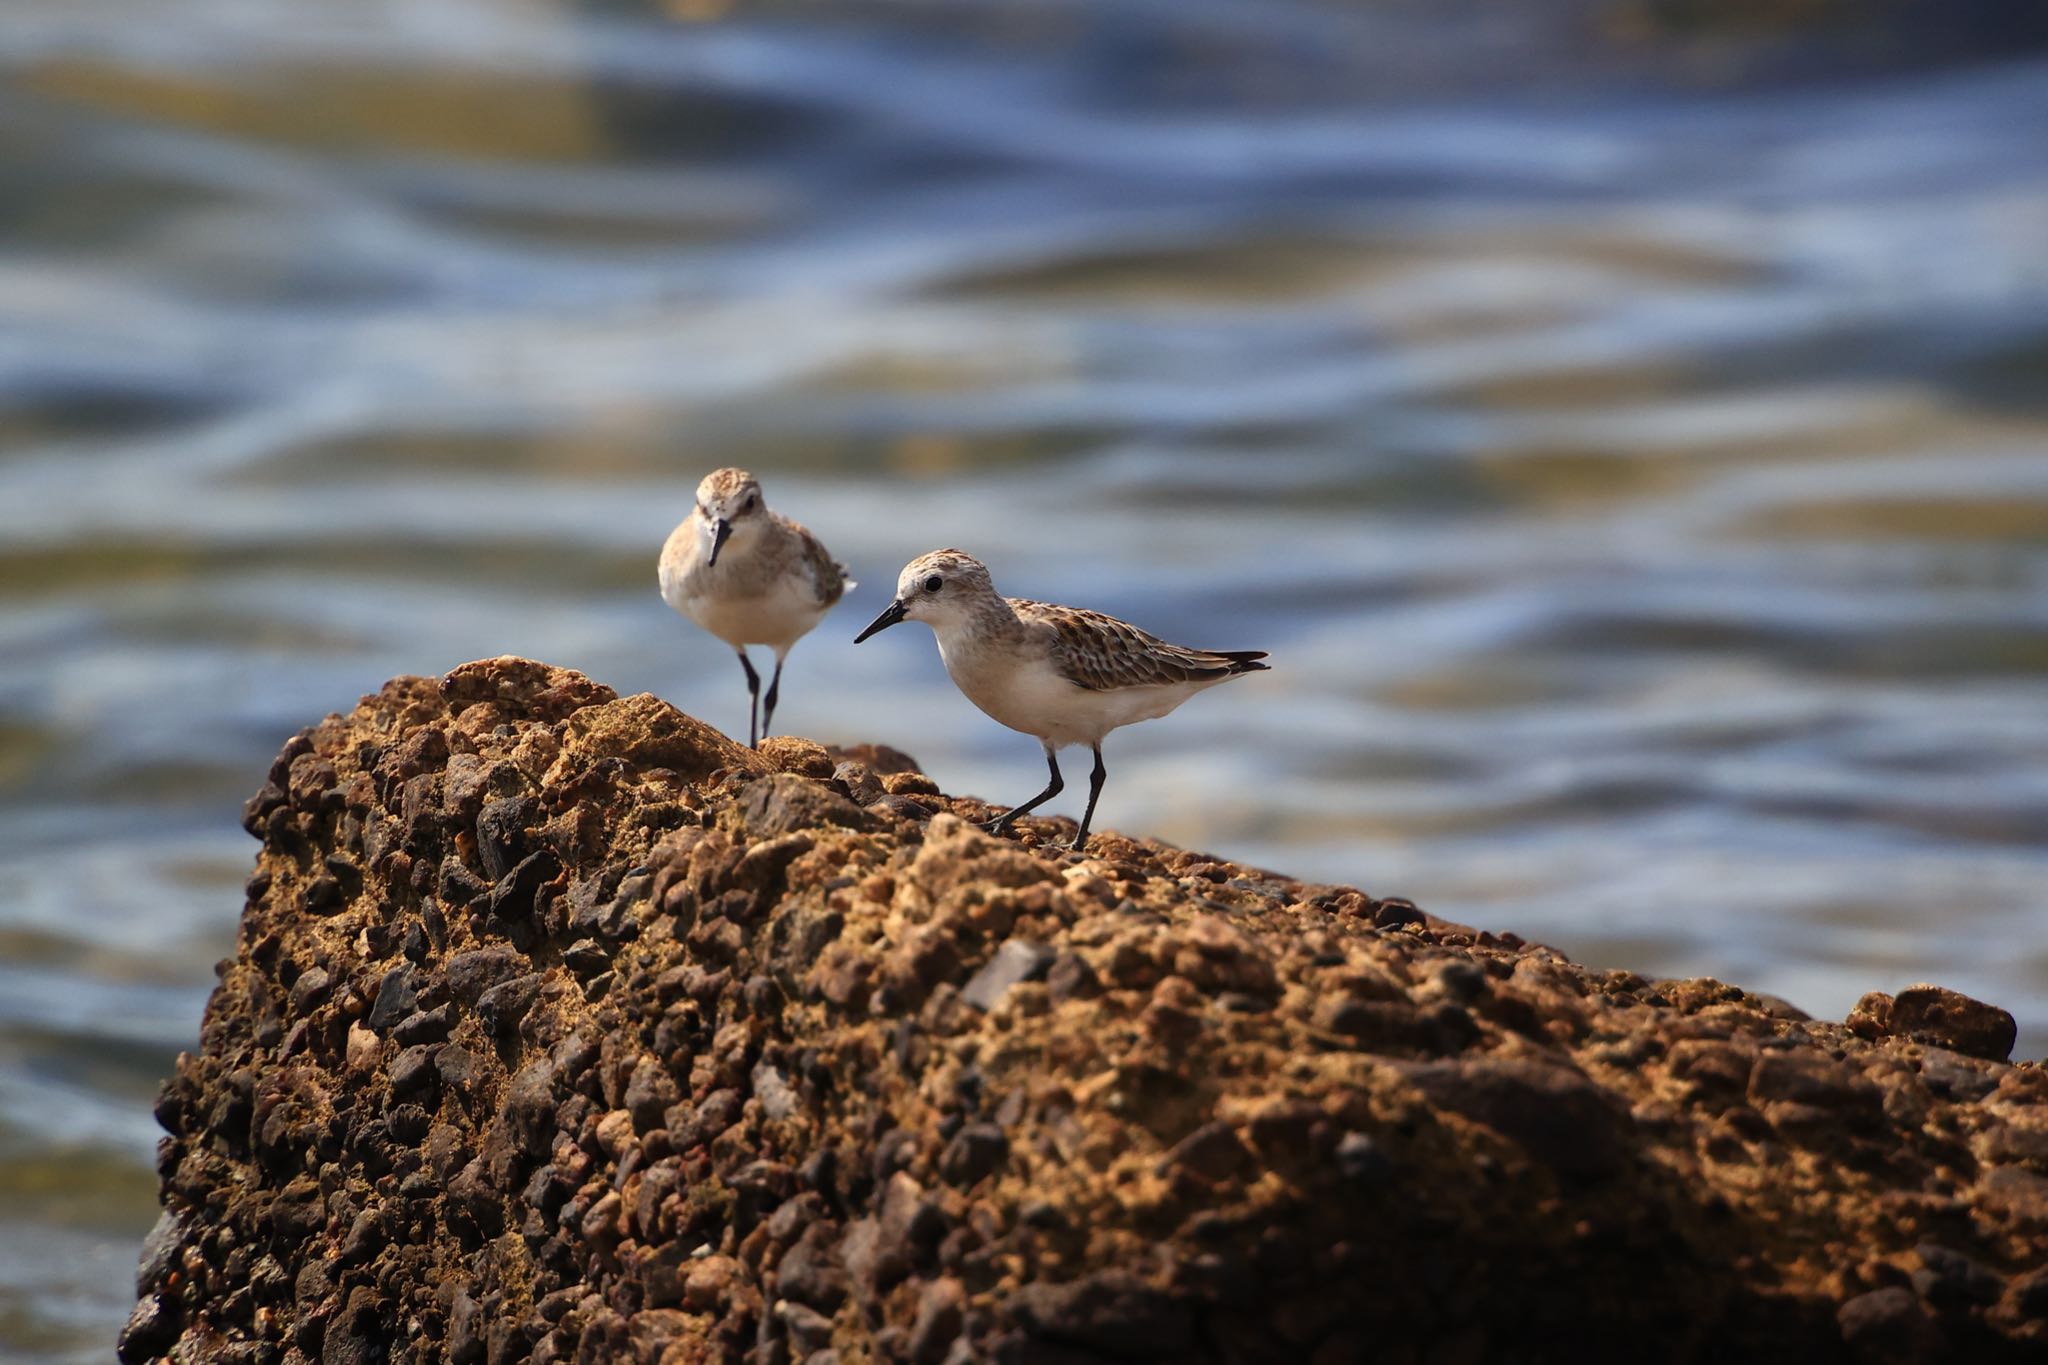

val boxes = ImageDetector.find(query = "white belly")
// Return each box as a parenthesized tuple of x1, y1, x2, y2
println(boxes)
(661, 536, 826, 653)
(942, 645, 1211, 748)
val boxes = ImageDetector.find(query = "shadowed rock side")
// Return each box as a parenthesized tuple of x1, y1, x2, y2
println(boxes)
(124, 658, 2048, 1365)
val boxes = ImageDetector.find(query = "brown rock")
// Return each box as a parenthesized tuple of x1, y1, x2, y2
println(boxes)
(758, 736, 834, 778)
(824, 742, 926, 777)
(961, 939, 1056, 1012)
(128, 660, 2048, 1365)
(1403, 1057, 1632, 1181)
(624, 1057, 679, 1133)
(683, 1255, 742, 1311)
(939, 1123, 1008, 1186)
(881, 770, 941, 796)
(440, 657, 615, 721)
(742, 772, 872, 838)
(908, 1276, 965, 1365)
(777, 1225, 849, 1311)
(1161, 1121, 1250, 1184)
(553, 691, 767, 783)
(1890, 984, 2018, 1062)
(1837, 1286, 1944, 1363)
(1011, 1272, 1195, 1358)
(1749, 1051, 1886, 1129)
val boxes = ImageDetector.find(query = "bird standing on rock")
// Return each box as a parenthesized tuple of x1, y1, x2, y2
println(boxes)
(659, 468, 854, 747)
(854, 548, 1268, 853)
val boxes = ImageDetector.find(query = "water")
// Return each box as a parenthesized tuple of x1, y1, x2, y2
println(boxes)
(4, 1, 2048, 1357)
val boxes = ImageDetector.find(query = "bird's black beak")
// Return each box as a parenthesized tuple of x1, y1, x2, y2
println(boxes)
(854, 599, 907, 643)
(707, 517, 733, 567)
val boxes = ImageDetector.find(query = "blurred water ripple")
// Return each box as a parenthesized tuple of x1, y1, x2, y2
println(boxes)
(3, 1, 2048, 1356)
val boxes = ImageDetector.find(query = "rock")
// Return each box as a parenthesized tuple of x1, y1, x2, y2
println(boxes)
(1161, 1121, 1249, 1184)
(365, 963, 418, 1032)
(752, 1061, 801, 1122)
(1915, 1047, 2001, 1102)
(1837, 1286, 1944, 1363)
(825, 742, 926, 777)
(1911, 1242, 2002, 1310)
(286, 966, 333, 1014)
(683, 1255, 741, 1312)
(1334, 1131, 1391, 1185)
(777, 1226, 849, 1311)
(476, 796, 533, 882)
(908, 1277, 965, 1365)
(1402, 1057, 1632, 1181)
(440, 657, 614, 720)
(126, 658, 2048, 1365)
(477, 972, 541, 1036)
(446, 946, 526, 1003)
(551, 690, 766, 783)
(134, 1209, 185, 1295)
(758, 736, 834, 778)
(780, 1300, 836, 1354)
(117, 1295, 179, 1363)
(2008, 1264, 2048, 1322)
(1891, 984, 2018, 1063)
(960, 939, 1055, 1012)
(1749, 1051, 1886, 1128)
(389, 1043, 439, 1097)
(624, 1057, 678, 1133)
(500, 1057, 559, 1154)
(939, 1123, 1008, 1186)
(393, 1003, 455, 1045)
(742, 772, 871, 838)
(1011, 1273, 1195, 1359)
(832, 761, 884, 805)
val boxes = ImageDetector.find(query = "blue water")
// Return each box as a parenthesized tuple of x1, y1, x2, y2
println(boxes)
(3, 2, 2047, 1357)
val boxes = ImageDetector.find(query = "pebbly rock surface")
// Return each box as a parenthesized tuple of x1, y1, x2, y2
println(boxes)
(126, 657, 2048, 1365)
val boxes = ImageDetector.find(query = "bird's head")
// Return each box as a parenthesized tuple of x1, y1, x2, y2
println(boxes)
(696, 467, 765, 565)
(855, 548, 994, 641)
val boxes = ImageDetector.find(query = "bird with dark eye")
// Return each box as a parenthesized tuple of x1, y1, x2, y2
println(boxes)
(659, 466, 856, 748)
(853, 547, 1269, 854)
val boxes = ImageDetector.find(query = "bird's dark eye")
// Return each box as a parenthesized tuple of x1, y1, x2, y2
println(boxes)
(924, 575, 943, 593)
(742, 496, 756, 512)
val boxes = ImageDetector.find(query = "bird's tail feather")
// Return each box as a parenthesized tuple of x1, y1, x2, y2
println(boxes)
(1212, 650, 1270, 675)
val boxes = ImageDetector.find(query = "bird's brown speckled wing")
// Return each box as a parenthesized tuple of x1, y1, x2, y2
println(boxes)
(780, 513, 852, 606)
(1012, 599, 1268, 691)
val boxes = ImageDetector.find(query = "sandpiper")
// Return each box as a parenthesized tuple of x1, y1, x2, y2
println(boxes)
(659, 468, 854, 747)
(854, 549, 1267, 853)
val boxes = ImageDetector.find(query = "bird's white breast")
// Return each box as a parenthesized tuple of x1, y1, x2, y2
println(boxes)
(661, 522, 828, 652)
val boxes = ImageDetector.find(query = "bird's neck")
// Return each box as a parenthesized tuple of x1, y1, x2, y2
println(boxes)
(933, 595, 1026, 660)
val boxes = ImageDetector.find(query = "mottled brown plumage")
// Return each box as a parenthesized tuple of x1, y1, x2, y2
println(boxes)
(854, 548, 1268, 852)
(658, 467, 854, 746)
(797, 520, 853, 606)
(1016, 600, 1267, 691)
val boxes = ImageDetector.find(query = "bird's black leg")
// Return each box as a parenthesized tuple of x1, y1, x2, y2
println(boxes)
(987, 746, 1063, 837)
(760, 657, 785, 743)
(736, 651, 762, 748)
(1070, 746, 1108, 853)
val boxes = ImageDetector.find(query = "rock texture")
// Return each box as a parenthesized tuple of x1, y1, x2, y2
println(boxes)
(126, 658, 2048, 1365)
